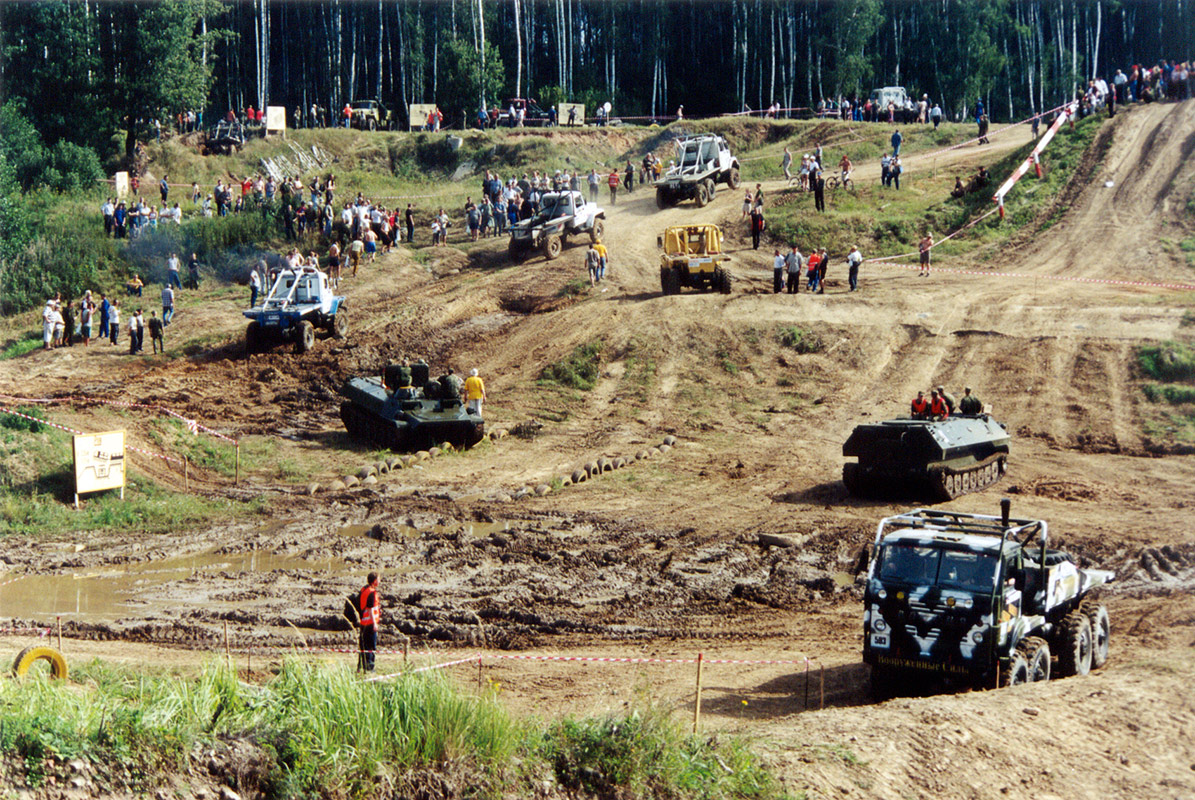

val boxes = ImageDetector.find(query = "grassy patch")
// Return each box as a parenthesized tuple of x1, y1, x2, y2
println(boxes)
(1138, 341, 1195, 382)
(778, 326, 825, 354)
(558, 277, 591, 298)
(0, 330, 43, 360)
(540, 340, 603, 391)
(0, 660, 788, 800)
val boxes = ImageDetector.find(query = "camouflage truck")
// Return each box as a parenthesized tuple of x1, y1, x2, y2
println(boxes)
(864, 500, 1112, 696)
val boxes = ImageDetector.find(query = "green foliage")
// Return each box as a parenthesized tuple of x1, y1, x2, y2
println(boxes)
(827, 0, 883, 97)
(0, 406, 45, 433)
(440, 39, 506, 123)
(540, 340, 603, 391)
(1138, 342, 1195, 383)
(778, 326, 825, 354)
(0, 331, 43, 361)
(1142, 383, 1195, 405)
(0, 101, 102, 192)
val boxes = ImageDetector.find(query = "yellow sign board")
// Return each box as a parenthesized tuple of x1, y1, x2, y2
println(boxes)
(73, 430, 126, 507)
(408, 103, 439, 131)
(265, 105, 287, 136)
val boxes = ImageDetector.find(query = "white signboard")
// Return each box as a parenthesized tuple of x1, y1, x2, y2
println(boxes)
(73, 430, 125, 507)
(408, 103, 438, 131)
(114, 171, 130, 198)
(559, 103, 586, 127)
(265, 105, 287, 136)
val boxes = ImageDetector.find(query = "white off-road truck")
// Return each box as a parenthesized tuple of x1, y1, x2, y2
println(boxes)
(507, 190, 606, 262)
(653, 134, 742, 209)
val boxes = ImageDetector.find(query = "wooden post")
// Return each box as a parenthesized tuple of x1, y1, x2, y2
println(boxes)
(403, 639, 409, 663)
(477, 654, 483, 692)
(56, 616, 62, 651)
(819, 662, 825, 710)
(184, 457, 189, 491)
(692, 652, 704, 734)
(224, 620, 230, 663)
(235, 441, 240, 486)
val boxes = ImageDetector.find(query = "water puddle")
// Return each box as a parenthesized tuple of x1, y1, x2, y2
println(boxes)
(0, 547, 347, 619)
(338, 521, 511, 539)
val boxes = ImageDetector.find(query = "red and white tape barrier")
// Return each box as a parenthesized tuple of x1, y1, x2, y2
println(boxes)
(0, 394, 237, 444)
(0, 405, 184, 465)
(992, 102, 1076, 217)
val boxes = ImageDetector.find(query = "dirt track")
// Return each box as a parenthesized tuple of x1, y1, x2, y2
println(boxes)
(2, 102, 1195, 798)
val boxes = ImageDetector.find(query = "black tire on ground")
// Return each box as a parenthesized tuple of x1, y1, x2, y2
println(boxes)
(727, 166, 742, 189)
(842, 462, 862, 495)
(705, 178, 717, 199)
(368, 118, 377, 131)
(1021, 636, 1051, 683)
(246, 321, 263, 353)
(295, 320, 315, 353)
(715, 267, 731, 294)
(661, 266, 681, 295)
(1056, 610, 1093, 677)
(509, 240, 529, 263)
(1082, 602, 1110, 669)
(1001, 649, 1030, 686)
(331, 311, 348, 339)
(656, 187, 670, 209)
(590, 218, 605, 243)
(695, 182, 710, 207)
(543, 234, 562, 260)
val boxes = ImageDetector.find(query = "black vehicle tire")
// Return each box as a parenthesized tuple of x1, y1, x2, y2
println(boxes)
(331, 311, 348, 339)
(543, 234, 562, 260)
(727, 166, 742, 189)
(1056, 610, 1093, 677)
(295, 320, 316, 353)
(367, 118, 377, 132)
(246, 322, 263, 353)
(705, 178, 717, 199)
(714, 267, 732, 294)
(1022, 636, 1051, 683)
(590, 218, 605, 243)
(695, 182, 710, 208)
(1082, 602, 1110, 669)
(660, 266, 680, 295)
(656, 187, 670, 209)
(508, 240, 529, 263)
(869, 667, 899, 700)
(1002, 648, 1031, 686)
(842, 462, 862, 495)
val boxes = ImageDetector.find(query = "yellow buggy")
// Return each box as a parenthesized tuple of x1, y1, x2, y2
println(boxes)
(657, 224, 732, 295)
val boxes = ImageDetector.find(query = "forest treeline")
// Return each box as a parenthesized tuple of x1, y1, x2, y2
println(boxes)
(2, 0, 1194, 166)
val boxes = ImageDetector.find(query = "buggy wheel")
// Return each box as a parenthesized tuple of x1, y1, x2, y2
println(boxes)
(331, 311, 348, 339)
(295, 320, 315, 353)
(705, 178, 717, 199)
(695, 182, 710, 207)
(245, 321, 263, 353)
(1022, 637, 1051, 683)
(543, 234, 562, 260)
(1056, 610, 1093, 677)
(1001, 649, 1030, 686)
(590, 218, 605, 243)
(727, 166, 742, 189)
(714, 267, 732, 294)
(656, 187, 670, 209)
(1083, 602, 1110, 669)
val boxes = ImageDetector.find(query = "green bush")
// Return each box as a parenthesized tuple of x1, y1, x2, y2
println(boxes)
(778, 326, 825, 354)
(0, 406, 45, 433)
(1143, 383, 1195, 405)
(541, 340, 603, 390)
(1138, 342, 1195, 383)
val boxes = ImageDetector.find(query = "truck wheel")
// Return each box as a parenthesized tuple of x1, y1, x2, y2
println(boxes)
(695, 183, 710, 207)
(368, 118, 377, 131)
(331, 311, 348, 339)
(1082, 602, 1110, 669)
(1002, 649, 1030, 686)
(543, 234, 562, 260)
(246, 322, 263, 353)
(1056, 610, 1093, 677)
(660, 266, 671, 294)
(705, 178, 717, 199)
(295, 320, 316, 353)
(656, 187, 670, 209)
(727, 166, 742, 189)
(590, 218, 605, 243)
(1022, 636, 1051, 683)
(714, 267, 732, 294)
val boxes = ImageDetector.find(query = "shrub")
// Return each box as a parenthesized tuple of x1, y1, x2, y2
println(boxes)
(541, 341, 603, 390)
(778, 325, 825, 353)
(1138, 342, 1195, 383)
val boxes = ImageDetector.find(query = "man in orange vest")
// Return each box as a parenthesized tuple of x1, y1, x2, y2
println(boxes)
(608, 169, 620, 204)
(910, 391, 929, 419)
(929, 389, 950, 420)
(358, 572, 381, 672)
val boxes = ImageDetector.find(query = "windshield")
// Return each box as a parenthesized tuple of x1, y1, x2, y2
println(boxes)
(878, 545, 998, 593)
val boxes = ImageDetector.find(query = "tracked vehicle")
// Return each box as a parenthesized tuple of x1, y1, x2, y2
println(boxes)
(842, 415, 1009, 501)
(339, 362, 484, 451)
(864, 500, 1112, 695)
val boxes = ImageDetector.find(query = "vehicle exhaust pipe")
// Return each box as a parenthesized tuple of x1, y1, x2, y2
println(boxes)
(1000, 498, 1011, 528)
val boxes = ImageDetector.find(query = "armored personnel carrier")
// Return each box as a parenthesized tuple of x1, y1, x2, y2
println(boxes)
(339, 362, 484, 451)
(842, 415, 1010, 501)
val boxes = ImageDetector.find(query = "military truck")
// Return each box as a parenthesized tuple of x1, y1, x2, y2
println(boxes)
(340, 362, 484, 450)
(842, 415, 1010, 501)
(243, 265, 347, 353)
(657, 224, 732, 294)
(349, 99, 395, 131)
(508, 190, 605, 262)
(654, 134, 742, 209)
(863, 500, 1112, 696)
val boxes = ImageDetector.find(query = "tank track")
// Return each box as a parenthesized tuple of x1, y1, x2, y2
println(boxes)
(843, 454, 1007, 502)
(339, 401, 485, 451)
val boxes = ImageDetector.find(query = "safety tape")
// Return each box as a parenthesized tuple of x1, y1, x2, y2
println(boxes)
(0, 405, 185, 465)
(307, 645, 821, 668)
(0, 627, 52, 636)
(363, 654, 481, 683)
(867, 259, 1195, 291)
(0, 394, 237, 444)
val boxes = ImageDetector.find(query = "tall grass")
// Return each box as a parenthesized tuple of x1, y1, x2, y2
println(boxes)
(540, 340, 604, 391)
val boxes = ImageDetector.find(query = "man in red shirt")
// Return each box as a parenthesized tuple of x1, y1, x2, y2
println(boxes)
(357, 572, 381, 672)
(608, 170, 620, 204)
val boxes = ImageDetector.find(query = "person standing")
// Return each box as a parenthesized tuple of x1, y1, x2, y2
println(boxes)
(772, 250, 785, 294)
(79, 296, 93, 346)
(607, 169, 620, 204)
(749, 206, 765, 250)
(890, 155, 903, 189)
(958, 386, 982, 415)
(166, 253, 182, 289)
(817, 248, 829, 294)
(348, 235, 364, 274)
(847, 245, 863, 292)
(464, 369, 486, 416)
(624, 162, 635, 194)
(61, 299, 74, 347)
(785, 245, 803, 295)
(918, 233, 933, 277)
(249, 268, 261, 307)
(160, 174, 169, 205)
(102, 197, 115, 237)
(108, 301, 120, 346)
(148, 311, 164, 354)
(187, 253, 201, 289)
(594, 240, 609, 281)
(161, 284, 175, 326)
(813, 169, 826, 213)
(781, 146, 793, 181)
(405, 203, 416, 244)
(891, 128, 902, 156)
(357, 572, 381, 673)
(930, 103, 942, 129)
(586, 243, 601, 286)
(880, 153, 892, 187)
(99, 293, 111, 340)
(805, 250, 821, 293)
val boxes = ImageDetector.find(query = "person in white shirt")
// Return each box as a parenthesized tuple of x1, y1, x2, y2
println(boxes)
(249, 269, 261, 308)
(772, 250, 785, 294)
(43, 301, 56, 349)
(847, 246, 863, 292)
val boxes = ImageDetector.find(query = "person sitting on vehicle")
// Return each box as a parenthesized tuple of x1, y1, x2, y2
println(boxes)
(958, 386, 983, 415)
(929, 389, 950, 420)
(910, 391, 930, 419)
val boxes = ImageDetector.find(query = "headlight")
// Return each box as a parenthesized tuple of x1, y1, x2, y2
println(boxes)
(873, 618, 888, 633)
(971, 630, 985, 644)
(877, 589, 888, 600)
